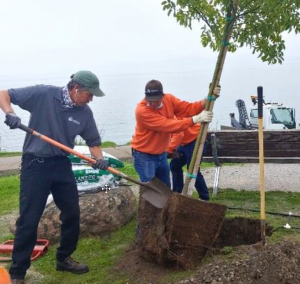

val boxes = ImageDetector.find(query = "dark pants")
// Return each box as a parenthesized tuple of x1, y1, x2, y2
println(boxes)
(10, 154, 80, 280)
(133, 149, 171, 187)
(170, 140, 209, 200)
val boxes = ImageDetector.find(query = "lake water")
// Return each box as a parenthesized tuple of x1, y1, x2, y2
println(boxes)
(0, 58, 299, 152)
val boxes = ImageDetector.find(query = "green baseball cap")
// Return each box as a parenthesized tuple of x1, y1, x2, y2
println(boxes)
(71, 70, 105, 97)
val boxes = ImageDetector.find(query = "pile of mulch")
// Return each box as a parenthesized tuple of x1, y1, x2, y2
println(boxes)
(173, 241, 300, 284)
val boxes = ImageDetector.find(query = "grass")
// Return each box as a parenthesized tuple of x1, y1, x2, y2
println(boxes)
(74, 140, 119, 147)
(0, 142, 119, 158)
(0, 162, 137, 217)
(209, 189, 300, 215)
(1, 163, 300, 283)
(0, 175, 20, 215)
(207, 189, 300, 240)
(0, 152, 22, 157)
(120, 161, 139, 179)
(180, 161, 236, 171)
(101, 141, 118, 148)
(32, 220, 137, 284)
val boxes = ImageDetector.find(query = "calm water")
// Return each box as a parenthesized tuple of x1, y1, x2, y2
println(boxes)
(0, 59, 299, 152)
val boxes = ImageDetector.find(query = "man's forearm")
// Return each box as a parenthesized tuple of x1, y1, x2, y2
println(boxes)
(89, 146, 104, 160)
(0, 90, 14, 114)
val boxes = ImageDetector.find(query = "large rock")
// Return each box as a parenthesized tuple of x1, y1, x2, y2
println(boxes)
(10, 186, 136, 243)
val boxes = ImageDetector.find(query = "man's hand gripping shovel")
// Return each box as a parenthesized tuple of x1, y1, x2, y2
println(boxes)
(18, 124, 172, 209)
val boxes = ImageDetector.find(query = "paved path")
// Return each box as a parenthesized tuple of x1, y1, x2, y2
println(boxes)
(0, 156, 21, 176)
(0, 156, 21, 172)
(1, 146, 299, 192)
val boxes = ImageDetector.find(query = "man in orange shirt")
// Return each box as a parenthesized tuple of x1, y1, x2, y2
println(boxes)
(131, 79, 220, 188)
(167, 124, 209, 200)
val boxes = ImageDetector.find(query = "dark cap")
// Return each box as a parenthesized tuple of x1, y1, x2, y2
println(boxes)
(145, 79, 164, 101)
(71, 70, 105, 97)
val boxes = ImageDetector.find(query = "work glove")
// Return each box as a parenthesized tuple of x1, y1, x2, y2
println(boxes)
(4, 112, 21, 129)
(192, 110, 213, 124)
(213, 86, 221, 97)
(92, 158, 109, 170)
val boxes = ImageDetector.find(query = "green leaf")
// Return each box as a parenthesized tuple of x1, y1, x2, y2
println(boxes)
(161, 0, 300, 64)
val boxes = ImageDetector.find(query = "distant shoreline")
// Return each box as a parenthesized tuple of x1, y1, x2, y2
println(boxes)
(0, 140, 131, 156)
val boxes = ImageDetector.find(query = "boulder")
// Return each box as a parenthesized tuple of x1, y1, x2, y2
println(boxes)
(10, 186, 136, 243)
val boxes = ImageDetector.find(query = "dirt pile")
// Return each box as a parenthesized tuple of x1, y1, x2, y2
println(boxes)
(173, 241, 300, 284)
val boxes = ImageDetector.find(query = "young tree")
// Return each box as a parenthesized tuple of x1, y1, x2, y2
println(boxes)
(162, 0, 300, 193)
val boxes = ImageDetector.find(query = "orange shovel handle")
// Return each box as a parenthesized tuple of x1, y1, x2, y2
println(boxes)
(19, 124, 121, 177)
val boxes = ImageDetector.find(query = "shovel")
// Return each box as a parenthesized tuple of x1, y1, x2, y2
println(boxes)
(211, 133, 221, 196)
(18, 124, 172, 209)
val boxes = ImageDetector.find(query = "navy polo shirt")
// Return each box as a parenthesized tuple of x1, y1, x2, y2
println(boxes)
(9, 85, 101, 157)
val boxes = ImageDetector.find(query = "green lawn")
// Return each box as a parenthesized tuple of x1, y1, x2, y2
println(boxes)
(208, 189, 300, 237)
(0, 152, 22, 157)
(0, 175, 20, 215)
(0, 141, 118, 157)
(33, 221, 137, 284)
(1, 162, 300, 283)
(101, 141, 118, 148)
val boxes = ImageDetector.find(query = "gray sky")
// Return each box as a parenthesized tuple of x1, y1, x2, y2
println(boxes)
(0, 0, 299, 80)
(1, 0, 300, 150)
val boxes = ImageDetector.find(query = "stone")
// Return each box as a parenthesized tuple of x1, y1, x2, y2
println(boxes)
(10, 186, 136, 242)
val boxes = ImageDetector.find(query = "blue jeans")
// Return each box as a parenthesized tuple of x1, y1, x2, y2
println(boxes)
(170, 140, 209, 200)
(133, 150, 171, 188)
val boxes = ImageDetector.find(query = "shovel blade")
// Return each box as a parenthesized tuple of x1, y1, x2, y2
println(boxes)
(141, 177, 172, 209)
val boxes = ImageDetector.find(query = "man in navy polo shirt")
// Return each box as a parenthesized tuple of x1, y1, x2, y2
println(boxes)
(0, 71, 108, 284)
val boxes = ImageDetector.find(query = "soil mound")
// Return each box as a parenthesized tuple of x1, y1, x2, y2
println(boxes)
(174, 241, 300, 284)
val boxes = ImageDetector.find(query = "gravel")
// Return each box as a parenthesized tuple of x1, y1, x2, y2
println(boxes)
(203, 163, 300, 192)
(127, 163, 300, 195)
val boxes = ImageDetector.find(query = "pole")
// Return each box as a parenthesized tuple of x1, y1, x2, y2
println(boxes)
(258, 86, 266, 246)
(182, 0, 239, 194)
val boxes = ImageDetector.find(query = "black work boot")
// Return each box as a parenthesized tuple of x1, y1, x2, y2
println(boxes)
(11, 279, 25, 284)
(56, 256, 89, 274)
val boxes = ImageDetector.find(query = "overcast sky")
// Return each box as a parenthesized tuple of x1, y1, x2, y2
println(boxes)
(0, 0, 300, 149)
(0, 0, 299, 80)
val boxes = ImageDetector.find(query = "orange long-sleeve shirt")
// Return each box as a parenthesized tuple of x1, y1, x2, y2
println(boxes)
(166, 123, 200, 153)
(131, 93, 206, 154)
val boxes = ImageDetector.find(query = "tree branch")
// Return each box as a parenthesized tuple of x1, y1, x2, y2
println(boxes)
(188, 4, 222, 40)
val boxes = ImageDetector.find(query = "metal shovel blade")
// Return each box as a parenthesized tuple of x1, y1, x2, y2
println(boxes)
(141, 177, 173, 209)
(213, 166, 221, 196)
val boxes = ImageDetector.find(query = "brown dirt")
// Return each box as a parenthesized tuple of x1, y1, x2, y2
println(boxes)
(114, 240, 300, 284)
(138, 193, 227, 269)
(173, 240, 300, 284)
(214, 217, 273, 248)
(113, 216, 300, 284)
(113, 243, 171, 284)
